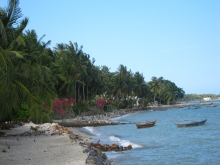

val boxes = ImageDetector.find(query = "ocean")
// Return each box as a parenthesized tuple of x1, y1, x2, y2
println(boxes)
(83, 100, 220, 165)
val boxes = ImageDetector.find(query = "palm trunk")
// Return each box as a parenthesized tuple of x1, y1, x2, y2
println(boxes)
(153, 93, 156, 105)
(83, 81, 85, 101)
(74, 83, 76, 103)
(78, 85, 80, 101)
(86, 84, 88, 101)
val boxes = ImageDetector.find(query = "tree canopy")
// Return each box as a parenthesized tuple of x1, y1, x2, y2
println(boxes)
(0, 0, 186, 123)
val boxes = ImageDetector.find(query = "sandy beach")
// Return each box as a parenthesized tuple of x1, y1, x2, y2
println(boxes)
(0, 106, 186, 165)
(0, 123, 93, 165)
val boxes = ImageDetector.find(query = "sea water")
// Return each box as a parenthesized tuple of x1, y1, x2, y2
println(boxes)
(84, 101, 220, 165)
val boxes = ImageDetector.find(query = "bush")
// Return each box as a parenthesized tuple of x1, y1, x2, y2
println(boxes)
(73, 101, 88, 116)
(52, 98, 75, 118)
(12, 103, 31, 122)
(128, 98, 133, 109)
(96, 98, 105, 109)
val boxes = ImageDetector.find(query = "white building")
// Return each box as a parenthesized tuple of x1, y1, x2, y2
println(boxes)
(203, 97, 211, 101)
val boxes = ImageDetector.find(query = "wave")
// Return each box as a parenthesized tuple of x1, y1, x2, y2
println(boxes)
(110, 113, 132, 121)
(109, 135, 142, 149)
(83, 126, 100, 136)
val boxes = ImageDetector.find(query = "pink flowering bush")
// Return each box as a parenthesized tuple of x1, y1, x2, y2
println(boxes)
(52, 98, 75, 118)
(96, 98, 105, 109)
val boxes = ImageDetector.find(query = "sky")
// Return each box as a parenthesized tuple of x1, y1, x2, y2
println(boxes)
(1, 0, 220, 94)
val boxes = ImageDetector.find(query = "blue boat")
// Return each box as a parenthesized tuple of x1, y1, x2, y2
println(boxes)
(184, 106, 201, 110)
(176, 119, 207, 127)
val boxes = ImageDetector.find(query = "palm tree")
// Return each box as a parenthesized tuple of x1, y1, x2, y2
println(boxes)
(162, 81, 184, 105)
(21, 30, 57, 122)
(112, 64, 128, 98)
(0, 0, 30, 122)
(176, 87, 185, 101)
(53, 42, 79, 99)
(67, 42, 87, 101)
(0, 0, 56, 123)
(148, 76, 163, 105)
(133, 72, 145, 97)
(124, 70, 134, 97)
(88, 65, 103, 98)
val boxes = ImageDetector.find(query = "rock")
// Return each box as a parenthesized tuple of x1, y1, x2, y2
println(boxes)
(83, 148, 90, 153)
(51, 132, 58, 136)
(89, 150, 97, 156)
(86, 156, 95, 164)
(93, 155, 105, 165)
(127, 145, 132, 150)
(104, 160, 116, 165)
(111, 144, 119, 150)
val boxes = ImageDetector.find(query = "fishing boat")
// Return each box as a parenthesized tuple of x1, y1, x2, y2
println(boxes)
(176, 119, 207, 127)
(157, 108, 167, 111)
(206, 104, 217, 107)
(200, 102, 213, 106)
(136, 120, 156, 129)
(183, 106, 201, 110)
(194, 106, 201, 109)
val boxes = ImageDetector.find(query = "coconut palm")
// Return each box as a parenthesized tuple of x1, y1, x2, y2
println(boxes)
(53, 42, 79, 99)
(112, 64, 128, 98)
(0, 0, 56, 123)
(20, 30, 57, 123)
(0, 0, 30, 122)
(148, 76, 163, 105)
(162, 81, 185, 105)
(133, 72, 146, 97)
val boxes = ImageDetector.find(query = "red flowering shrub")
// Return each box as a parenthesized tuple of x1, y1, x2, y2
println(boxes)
(52, 98, 75, 118)
(96, 98, 105, 109)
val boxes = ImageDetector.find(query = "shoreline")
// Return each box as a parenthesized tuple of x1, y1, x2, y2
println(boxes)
(0, 103, 197, 165)
(0, 123, 114, 165)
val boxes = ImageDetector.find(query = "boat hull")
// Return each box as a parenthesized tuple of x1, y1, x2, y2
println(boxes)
(176, 119, 207, 127)
(136, 120, 156, 129)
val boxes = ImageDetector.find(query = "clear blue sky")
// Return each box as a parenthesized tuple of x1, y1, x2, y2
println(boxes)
(1, 0, 220, 94)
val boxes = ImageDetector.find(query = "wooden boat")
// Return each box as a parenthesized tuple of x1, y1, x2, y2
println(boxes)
(157, 108, 167, 111)
(136, 120, 156, 129)
(200, 102, 213, 106)
(183, 106, 201, 110)
(206, 104, 217, 107)
(194, 106, 201, 109)
(176, 119, 207, 127)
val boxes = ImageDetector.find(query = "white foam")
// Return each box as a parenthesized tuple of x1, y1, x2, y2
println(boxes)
(109, 135, 120, 142)
(83, 126, 100, 136)
(110, 114, 131, 121)
(109, 135, 142, 148)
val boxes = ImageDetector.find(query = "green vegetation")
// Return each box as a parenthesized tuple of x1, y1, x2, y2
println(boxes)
(179, 94, 220, 101)
(2, 149, 7, 153)
(0, 0, 185, 124)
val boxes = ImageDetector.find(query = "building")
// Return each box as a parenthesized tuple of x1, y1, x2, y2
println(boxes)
(203, 97, 211, 101)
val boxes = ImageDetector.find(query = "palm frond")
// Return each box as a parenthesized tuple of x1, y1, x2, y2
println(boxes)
(6, 0, 22, 27)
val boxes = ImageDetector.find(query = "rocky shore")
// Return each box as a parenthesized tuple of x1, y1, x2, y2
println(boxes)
(56, 104, 191, 127)
(55, 109, 140, 127)
(1, 104, 192, 165)
(0, 122, 117, 165)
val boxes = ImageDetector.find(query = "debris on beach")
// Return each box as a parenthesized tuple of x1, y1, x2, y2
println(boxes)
(7, 123, 73, 137)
